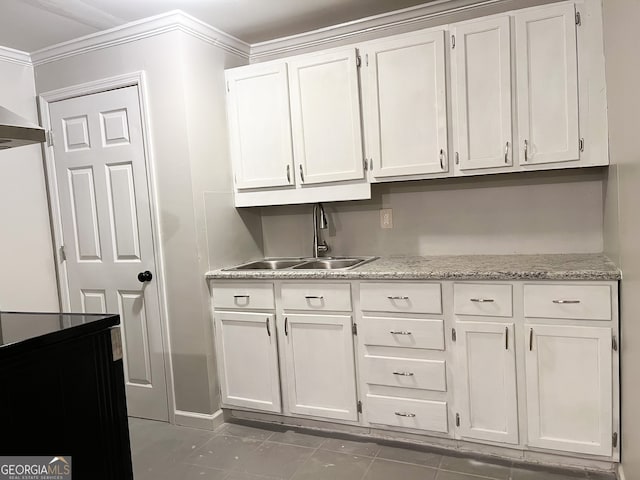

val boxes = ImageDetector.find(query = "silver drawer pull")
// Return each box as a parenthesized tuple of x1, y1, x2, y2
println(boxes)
(393, 371, 414, 376)
(394, 412, 416, 418)
(470, 298, 494, 303)
(388, 295, 409, 300)
(552, 299, 581, 304)
(390, 330, 412, 335)
(305, 295, 324, 300)
(233, 295, 250, 299)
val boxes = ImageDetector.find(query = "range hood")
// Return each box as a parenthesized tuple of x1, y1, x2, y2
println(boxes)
(0, 106, 46, 150)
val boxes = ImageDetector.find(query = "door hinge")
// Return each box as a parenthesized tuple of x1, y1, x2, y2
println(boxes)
(612, 335, 618, 352)
(455, 413, 460, 427)
(226, 80, 230, 93)
(452, 328, 457, 342)
(455, 152, 459, 165)
(575, 11, 582, 26)
(579, 138, 585, 152)
(451, 34, 456, 49)
(357, 400, 362, 413)
(352, 323, 358, 335)
(363, 158, 368, 171)
(46, 130, 54, 147)
(613, 432, 618, 448)
(365, 53, 369, 67)
(356, 55, 362, 68)
(59, 245, 66, 262)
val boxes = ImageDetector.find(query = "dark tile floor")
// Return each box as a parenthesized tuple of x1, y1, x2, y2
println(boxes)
(128, 418, 616, 480)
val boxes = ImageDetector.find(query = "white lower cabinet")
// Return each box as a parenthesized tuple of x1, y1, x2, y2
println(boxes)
(525, 324, 613, 456)
(281, 313, 358, 421)
(214, 311, 281, 413)
(454, 321, 519, 444)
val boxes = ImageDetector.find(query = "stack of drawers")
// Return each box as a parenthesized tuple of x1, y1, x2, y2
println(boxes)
(357, 282, 449, 434)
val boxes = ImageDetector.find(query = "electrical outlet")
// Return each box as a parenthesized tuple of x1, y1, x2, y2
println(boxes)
(380, 208, 393, 229)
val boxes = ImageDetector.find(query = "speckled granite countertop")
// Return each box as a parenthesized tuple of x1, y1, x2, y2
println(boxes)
(206, 253, 620, 281)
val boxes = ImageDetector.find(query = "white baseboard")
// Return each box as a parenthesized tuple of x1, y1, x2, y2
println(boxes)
(618, 464, 625, 480)
(174, 409, 225, 431)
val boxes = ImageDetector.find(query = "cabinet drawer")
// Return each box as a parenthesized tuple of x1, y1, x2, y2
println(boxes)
(524, 284, 612, 321)
(213, 283, 275, 310)
(366, 394, 448, 433)
(360, 283, 442, 314)
(361, 317, 445, 350)
(454, 283, 513, 317)
(281, 283, 352, 311)
(362, 356, 446, 392)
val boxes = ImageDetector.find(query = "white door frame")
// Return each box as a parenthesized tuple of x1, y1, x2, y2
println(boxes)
(38, 71, 175, 424)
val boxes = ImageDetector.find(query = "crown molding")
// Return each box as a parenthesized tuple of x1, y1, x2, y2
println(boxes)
(30, 10, 250, 66)
(249, 0, 510, 60)
(0, 46, 32, 67)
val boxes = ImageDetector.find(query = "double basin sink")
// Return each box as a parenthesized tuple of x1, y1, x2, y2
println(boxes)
(224, 256, 377, 271)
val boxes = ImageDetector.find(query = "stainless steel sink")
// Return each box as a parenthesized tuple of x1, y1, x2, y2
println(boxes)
(292, 258, 368, 270)
(224, 256, 377, 271)
(225, 258, 307, 270)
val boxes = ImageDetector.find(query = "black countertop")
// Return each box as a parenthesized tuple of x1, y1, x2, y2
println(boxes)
(0, 311, 119, 359)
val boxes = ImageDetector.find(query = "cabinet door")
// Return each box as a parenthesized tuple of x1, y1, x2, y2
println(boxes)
(362, 30, 448, 178)
(455, 321, 519, 444)
(451, 16, 513, 171)
(525, 324, 612, 456)
(288, 49, 364, 185)
(282, 314, 358, 421)
(226, 63, 294, 189)
(516, 4, 579, 165)
(214, 311, 281, 413)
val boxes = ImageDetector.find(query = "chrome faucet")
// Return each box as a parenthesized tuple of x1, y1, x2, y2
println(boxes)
(312, 203, 329, 258)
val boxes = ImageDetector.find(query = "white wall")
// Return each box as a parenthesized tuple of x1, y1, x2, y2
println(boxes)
(33, 30, 262, 416)
(0, 50, 58, 312)
(262, 169, 605, 258)
(601, 1, 640, 478)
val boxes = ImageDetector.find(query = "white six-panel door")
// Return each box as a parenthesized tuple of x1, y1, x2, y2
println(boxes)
(362, 30, 448, 178)
(288, 49, 364, 185)
(455, 321, 519, 444)
(226, 62, 295, 189)
(525, 324, 612, 456)
(215, 311, 281, 413)
(451, 16, 513, 171)
(49, 86, 168, 421)
(515, 3, 579, 165)
(282, 314, 358, 421)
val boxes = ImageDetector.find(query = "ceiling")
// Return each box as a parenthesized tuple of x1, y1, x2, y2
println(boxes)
(0, 0, 436, 53)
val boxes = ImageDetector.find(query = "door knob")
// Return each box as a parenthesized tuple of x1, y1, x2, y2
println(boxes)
(137, 271, 153, 283)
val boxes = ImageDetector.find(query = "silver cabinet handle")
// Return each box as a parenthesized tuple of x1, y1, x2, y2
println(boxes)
(470, 298, 494, 303)
(284, 317, 288, 336)
(529, 328, 533, 351)
(233, 295, 250, 299)
(299, 164, 305, 183)
(305, 295, 324, 300)
(286, 164, 291, 183)
(266, 318, 271, 337)
(439, 148, 446, 170)
(390, 330, 411, 335)
(552, 299, 581, 304)
(387, 296, 409, 300)
(393, 371, 414, 376)
(505, 326, 508, 350)
(395, 412, 416, 418)
(524, 139, 529, 162)
(504, 141, 510, 164)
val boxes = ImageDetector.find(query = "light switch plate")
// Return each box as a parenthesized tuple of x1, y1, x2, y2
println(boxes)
(380, 208, 393, 229)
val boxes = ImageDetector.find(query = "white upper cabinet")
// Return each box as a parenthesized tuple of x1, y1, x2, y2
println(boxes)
(362, 30, 448, 179)
(515, 3, 580, 165)
(455, 321, 519, 445)
(288, 48, 365, 185)
(225, 62, 294, 189)
(451, 16, 513, 171)
(525, 324, 612, 456)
